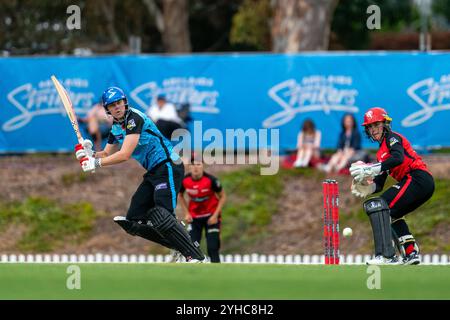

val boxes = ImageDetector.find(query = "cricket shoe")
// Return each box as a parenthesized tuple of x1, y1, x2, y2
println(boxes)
(366, 255, 400, 265)
(402, 251, 420, 265)
(186, 257, 210, 263)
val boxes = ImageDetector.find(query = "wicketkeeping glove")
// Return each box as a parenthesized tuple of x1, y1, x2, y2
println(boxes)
(349, 162, 382, 183)
(351, 180, 376, 198)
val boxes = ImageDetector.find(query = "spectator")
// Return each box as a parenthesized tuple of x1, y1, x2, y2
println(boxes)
(147, 94, 183, 139)
(293, 118, 322, 167)
(321, 113, 363, 173)
(79, 102, 113, 150)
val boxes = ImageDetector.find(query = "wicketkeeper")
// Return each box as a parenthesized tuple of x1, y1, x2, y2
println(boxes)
(74, 87, 206, 263)
(349, 107, 434, 265)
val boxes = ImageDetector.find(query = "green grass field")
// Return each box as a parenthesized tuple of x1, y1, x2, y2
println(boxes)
(0, 263, 449, 300)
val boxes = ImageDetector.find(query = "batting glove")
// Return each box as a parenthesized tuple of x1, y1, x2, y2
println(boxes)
(349, 162, 382, 183)
(79, 155, 101, 173)
(75, 144, 86, 160)
(351, 180, 376, 198)
(82, 139, 94, 157)
(74, 139, 94, 161)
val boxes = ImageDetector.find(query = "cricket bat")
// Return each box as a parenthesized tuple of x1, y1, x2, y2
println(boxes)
(51, 75, 84, 144)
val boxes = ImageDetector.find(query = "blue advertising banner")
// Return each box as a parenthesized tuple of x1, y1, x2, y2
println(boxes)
(1, 52, 449, 153)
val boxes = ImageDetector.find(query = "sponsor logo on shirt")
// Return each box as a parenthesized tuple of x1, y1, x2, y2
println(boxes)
(155, 183, 168, 191)
(191, 196, 210, 202)
(187, 189, 199, 195)
(127, 119, 136, 130)
(389, 137, 399, 146)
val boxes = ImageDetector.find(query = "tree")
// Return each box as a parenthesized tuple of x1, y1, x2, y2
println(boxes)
(162, 0, 191, 52)
(143, 0, 191, 53)
(331, 0, 418, 50)
(230, 0, 272, 51)
(271, 0, 339, 52)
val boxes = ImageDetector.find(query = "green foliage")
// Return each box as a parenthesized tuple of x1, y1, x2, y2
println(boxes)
(217, 165, 281, 251)
(0, 0, 160, 54)
(433, 0, 450, 20)
(407, 179, 450, 236)
(229, 0, 271, 51)
(0, 197, 98, 252)
(331, 0, 418, 50)
(217, 165, 327, 252)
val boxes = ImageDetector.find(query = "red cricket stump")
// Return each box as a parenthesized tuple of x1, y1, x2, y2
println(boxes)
(323, 180, 340, 265)
(322, 182, 330, 264)
(332, 181, 340, 264)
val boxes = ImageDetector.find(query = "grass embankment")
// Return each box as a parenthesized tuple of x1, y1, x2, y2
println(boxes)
(0, 197, 98, 252)
(0, 165, 448, 254)
(217, 166, 325, 252)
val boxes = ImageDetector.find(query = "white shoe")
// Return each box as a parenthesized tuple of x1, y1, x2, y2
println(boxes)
(187, 257, 210, 263)
(293, 160, 302, 167)
(366, 255, 400, 265)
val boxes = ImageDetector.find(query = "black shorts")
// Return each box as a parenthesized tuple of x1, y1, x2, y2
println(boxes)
(381, 170, 434, 220)
(126, 161, 184, 220)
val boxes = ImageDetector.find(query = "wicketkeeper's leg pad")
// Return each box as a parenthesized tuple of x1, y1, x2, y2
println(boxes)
(363, 197, 396, 258)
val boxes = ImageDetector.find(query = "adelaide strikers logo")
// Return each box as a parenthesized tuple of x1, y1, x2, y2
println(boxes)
(130, 77, 220, 114)
(263, 75, 359, 128)
(403, 74, 450, 127)
(2, 78, 95, 132)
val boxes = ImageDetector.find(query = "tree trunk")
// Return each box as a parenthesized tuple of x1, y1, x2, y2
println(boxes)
(271, 0, 339, 52)
(162, 0, 191, 53)
(99, 0, 121, 48)
(142, 0, 164, 33)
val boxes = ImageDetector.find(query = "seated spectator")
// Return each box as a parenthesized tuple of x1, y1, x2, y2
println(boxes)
(176, 102, 192, 127)
(321, 113, 365, 173)
(79, 102, 113, 150)
(293, 118, 322, 167)
(147, 94, 183, 139)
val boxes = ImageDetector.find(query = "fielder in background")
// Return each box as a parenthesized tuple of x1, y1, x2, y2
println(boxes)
(350, 107, 434, 265)
(178, 157, 227, 263)
(75, 86, 206, 263)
